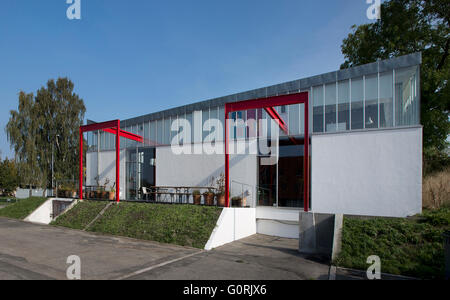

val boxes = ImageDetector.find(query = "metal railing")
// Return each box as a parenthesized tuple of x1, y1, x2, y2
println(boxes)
(230, 180, 254, 207)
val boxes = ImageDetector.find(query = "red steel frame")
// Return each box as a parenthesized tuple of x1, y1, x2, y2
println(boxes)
(224, 92, 310, 211)
(79, 120, 143, 203)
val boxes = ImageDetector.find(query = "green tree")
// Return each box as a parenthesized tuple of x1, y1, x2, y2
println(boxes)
(6, 78, 86, 194)
(340, 0, 449, 152)
(0, 158, 19, 196)
(6, 92, 42, 196)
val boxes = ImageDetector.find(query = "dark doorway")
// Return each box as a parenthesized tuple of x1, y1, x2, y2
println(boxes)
(126, 147, 155, 200)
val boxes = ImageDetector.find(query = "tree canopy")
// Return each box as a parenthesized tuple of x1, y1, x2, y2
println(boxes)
(6, 78, 86, 190)
(0, 158, 19, 196)
(341, 0, 449, 151)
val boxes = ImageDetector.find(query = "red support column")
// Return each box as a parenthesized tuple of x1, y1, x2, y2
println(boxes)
(79, 127, 83, 200)
(224, 106, 230, 208)
(304, 99, 310, 212)
(116, 120, 120, 203)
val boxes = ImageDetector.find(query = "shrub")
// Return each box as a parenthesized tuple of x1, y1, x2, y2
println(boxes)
(423, 167, 450, 210)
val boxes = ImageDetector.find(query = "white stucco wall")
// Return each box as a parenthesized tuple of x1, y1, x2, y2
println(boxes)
(311, 127, 423, 217)
(24, 198, 54, 224)
(204, 208, 256, 250)
(24, 198, 74, 224)
(156, 141, 257, 207)
(256, 207, 299, 239)
(87, 150, 126, 200)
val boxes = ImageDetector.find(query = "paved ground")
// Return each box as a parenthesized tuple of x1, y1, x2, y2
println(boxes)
(0, 217, 330, 280)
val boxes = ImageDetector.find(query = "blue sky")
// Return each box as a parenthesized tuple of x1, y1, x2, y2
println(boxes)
(0, 0, 373, 158)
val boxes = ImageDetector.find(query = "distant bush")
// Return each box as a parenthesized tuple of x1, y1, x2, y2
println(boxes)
(423, 167, 450, 210)
(423, 147, 450, 176)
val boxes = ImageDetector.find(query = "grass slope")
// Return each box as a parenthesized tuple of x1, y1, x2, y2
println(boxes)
(0, 197, 47, 219)
(335, 207, 449, 279)
(51, 200, 108, 230)
(89, 203, 222, 249)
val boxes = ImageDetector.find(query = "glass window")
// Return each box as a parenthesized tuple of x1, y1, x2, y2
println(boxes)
(379, 71, 393, 128)
(163, 118, 170, 145)
(92, 131, 98, 151)
(209, 107, 219, 142)
(395, 66, 419, 126)
(185, 113, 193, 144)
(313, 85, 324, 133)
(202, 108, 209, 142)
(123, 127, 129, 148)
(219, 107, 225, 142)
(300, 89, 309, 134)
(111, 132, 115, 149)
(172, 115, 180, 144)
(247, 109, 257, 138)
(156, 119, 163, 145)
(276, 106, 288, 137)
(351, 77, 364, 130)
(149, 121, 156, 145)
(129, 125, 135, 148)
(365, 74, 378, 129)
(236, 111, 246, 139)
(288, 104, 300, 136)
(143, 122, 148, 145)
(325, 82, 337, 132)
(338, 80, 350, 131)
(229, 112, 236, 140)
(209, 107, 218, 123)
(106, 132, 112, 150)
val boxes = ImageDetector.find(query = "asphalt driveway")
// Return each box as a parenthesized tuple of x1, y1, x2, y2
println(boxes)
(0, 217, 329, 280)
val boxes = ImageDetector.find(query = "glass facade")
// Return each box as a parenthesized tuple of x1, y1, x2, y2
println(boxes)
(87, 59, 421, 152)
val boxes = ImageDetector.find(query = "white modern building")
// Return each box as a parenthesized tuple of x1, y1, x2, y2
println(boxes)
(85, 52, 423, 236)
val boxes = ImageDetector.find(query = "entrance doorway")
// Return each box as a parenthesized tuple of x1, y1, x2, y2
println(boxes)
(257, 136, 309, 208)
(126, 147, 156, 200)
(224, 92, 310, 210)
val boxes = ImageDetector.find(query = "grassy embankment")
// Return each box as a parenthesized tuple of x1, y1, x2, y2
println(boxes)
(51, 200, 108, 230)
(52, 200, 222, 249)
(336, 168, 450, 279)
(0, 197, 47, 219)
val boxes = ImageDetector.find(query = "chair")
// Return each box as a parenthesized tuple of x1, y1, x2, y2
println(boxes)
(141, 187, 150, 201)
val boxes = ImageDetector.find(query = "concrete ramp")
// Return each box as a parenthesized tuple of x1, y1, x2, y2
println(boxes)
(24, 198, 75, 225)
(204, 208, 256, 250)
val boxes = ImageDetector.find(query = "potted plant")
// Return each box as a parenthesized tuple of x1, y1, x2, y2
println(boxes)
(231, 196, 242, 207)
(203, 191, 215, 206)
(109, 182, 116, 201)
(94, 175, 101, 199)
(203, 176, 216, 206)
(192, 190, 201, 205)
(101, 178, 110, 199)
(100, 186, 107, 199)
(215, 173, 226, 207)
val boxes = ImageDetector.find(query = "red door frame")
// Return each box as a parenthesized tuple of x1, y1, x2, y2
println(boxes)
(224, 92, 310, 211)
(79, 120, 143, 203)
